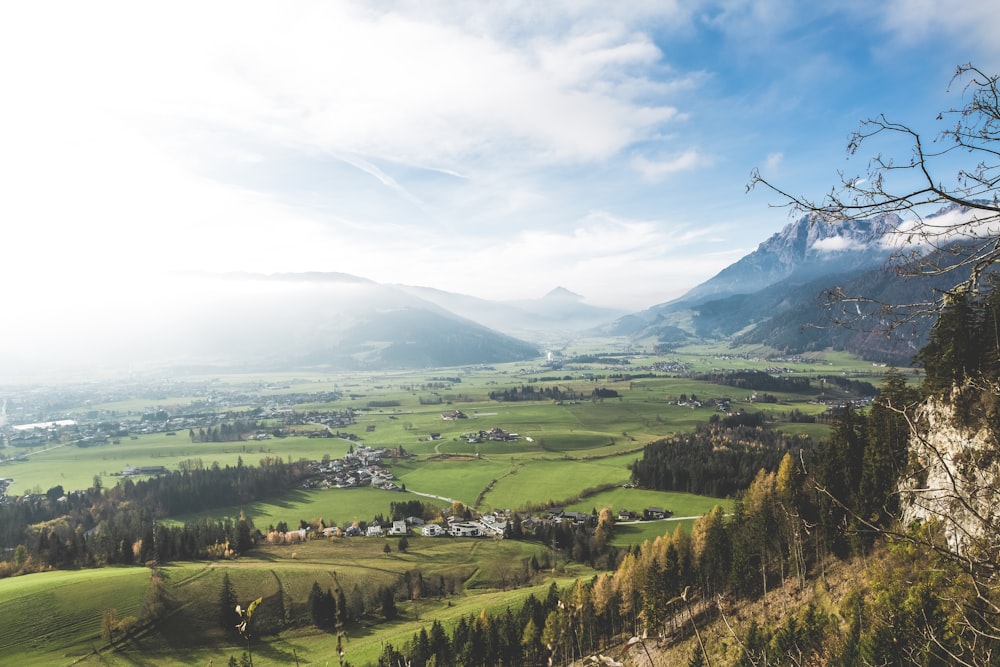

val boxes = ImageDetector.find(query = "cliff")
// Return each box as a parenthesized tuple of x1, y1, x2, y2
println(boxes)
(900, 389, 1000, 558)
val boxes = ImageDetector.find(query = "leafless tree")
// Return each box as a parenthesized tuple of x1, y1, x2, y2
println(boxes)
(750, 64, 1000, 665)
(749, 64, 1000, 329)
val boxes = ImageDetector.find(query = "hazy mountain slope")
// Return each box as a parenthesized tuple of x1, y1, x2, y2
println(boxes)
(677, 212, 900, 306)
(609, 204, 985, 361)
(675, 251, 979, 363)
(117, 272, 540, 372)
(395, 284, 625, 338)
(601, 213, 899, 337)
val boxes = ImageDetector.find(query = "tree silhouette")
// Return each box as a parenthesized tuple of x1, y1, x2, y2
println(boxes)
(750, 64, 1000, 330)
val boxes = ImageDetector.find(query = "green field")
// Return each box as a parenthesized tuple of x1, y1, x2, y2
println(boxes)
(0, 538, 590, 666)
(4, 434, 355, 496)
(0, 342, 889, 665)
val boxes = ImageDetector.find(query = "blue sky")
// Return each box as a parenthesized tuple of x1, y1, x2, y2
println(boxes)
(2, 0, 999, 321)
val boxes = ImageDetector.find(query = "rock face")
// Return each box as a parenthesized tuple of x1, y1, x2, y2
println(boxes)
(676, 212, 900, 306)
(900, 391, 1000, 558)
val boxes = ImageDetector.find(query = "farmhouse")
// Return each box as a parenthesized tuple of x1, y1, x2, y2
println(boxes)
(421, 524, 444, 537)
(560, 511, 590, 525)
(366, 525, 384, 537)
(478, 517, 507, 537)
(449, 522, 481, 537)
(644, 506, 671, 520)
(388, 520, 408, 536)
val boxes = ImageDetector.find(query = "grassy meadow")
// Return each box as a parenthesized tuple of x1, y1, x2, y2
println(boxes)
(0, 341, 895, 665)
(0, 537, 586, 666)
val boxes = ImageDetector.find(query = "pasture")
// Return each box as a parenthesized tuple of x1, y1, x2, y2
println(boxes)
(3, 433, 355, 496)
(0, 536, 589, 667)
(0, 341, 893, 665)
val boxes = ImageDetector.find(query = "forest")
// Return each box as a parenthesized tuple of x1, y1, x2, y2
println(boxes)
(370, 284, 1000, 666)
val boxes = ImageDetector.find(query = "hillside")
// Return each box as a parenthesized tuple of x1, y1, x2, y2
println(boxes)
(82, 272, 541, 373)
(395, 284, 625, 339)
(609, 204, 988, 363)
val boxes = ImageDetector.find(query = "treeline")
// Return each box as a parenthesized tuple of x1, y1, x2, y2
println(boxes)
(566, 354, 631, 365)
(188, 419, 266, 442)
(377, 371, 923, 666)
(628, 417, 813, 497)
(916, 284, 1000, 419)
(686, 370, 877, 397)
(488, 385, 618, 402)
(0, 458, 311, 576)
(489, 385, 584, 402)
(691, 370, 813, 393)
(378, 583, 569, 667)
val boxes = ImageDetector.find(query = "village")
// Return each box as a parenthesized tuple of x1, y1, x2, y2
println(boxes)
(265, 443, 676, 544)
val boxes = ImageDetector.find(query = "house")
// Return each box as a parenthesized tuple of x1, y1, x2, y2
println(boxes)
(479, 520, 507, 537)
(421, 524, 444, 537)
(388, 520, 408, 536)
(406, 516, 426, 526)
(343, 525, 362, 537)
(449, 522, 481, 537)
(561, 511, 590, 525)
(644, 507, 671, 520)
(366, 525, 384, 537)
(618, 509, 637, 521)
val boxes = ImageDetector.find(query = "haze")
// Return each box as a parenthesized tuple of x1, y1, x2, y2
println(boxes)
(2, 1, 998, 377)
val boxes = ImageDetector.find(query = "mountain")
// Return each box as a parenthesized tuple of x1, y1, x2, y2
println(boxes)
(676, 211, 900, 306)
(612, 204, 981, 363)
(198, 272, 544, 370)
(28, 272, 541, 375)
(603, 212, 898, 339)
(394, 284, 625, 339)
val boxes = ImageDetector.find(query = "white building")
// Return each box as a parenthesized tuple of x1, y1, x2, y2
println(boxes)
(421, 524, 444, 537)
(449, 522, 481, 537)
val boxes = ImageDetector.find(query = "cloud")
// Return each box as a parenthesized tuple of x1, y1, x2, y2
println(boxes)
(631, 149, 708, 181)
(811, 236, 864, 252)
(878, 1, 1000, 68)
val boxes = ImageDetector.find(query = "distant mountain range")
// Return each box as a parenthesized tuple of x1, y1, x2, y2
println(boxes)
(58, 206, 976, 377)
(395, 284, 626, 341)
(607, 203, 980, 363)
(162, 272, 545, 371)
(176, 205, 974, 371)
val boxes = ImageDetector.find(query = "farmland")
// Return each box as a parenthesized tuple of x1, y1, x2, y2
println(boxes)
(0, 342, 892, 664)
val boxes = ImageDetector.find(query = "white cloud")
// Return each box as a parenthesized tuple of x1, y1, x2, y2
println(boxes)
(811, 236, 864, 252)
(878, 1, 1000, 68)
(631, 149, 708, 181)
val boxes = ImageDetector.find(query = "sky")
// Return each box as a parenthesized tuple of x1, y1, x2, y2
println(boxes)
(2, 0, 1000, 328)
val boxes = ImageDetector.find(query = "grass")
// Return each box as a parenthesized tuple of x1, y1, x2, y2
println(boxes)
(564, 487, 731, 517)
(0, 538, 586, 666)
(4, 434, 356, 496)
(168, 486, 432, 528)
(0, 343, 874, 664)
(0, 567, 151, 666)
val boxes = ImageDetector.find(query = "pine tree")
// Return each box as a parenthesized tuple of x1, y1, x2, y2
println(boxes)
(219, 572, 239, 631)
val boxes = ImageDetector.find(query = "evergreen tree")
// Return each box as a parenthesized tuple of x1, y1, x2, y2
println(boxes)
(219, 572, 239, 631)
(379, 586, 397, 620)
(917, 289, 980, 391)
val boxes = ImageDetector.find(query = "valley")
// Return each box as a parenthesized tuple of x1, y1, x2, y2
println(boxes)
(0, 340, 886, 665)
